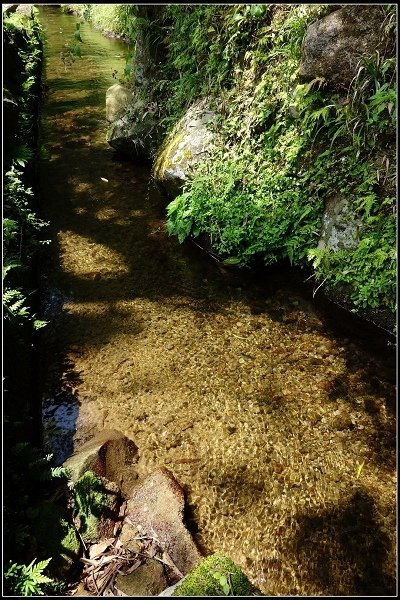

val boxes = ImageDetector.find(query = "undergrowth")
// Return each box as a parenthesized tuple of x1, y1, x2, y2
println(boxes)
(161, 5, 396, 319)
(3, 8, 49, 330)
(3, 8, 69, 596)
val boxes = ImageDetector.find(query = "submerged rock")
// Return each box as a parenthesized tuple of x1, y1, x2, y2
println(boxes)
(153, 99, 217, 199)
(300, 5, 390, 86)
(121, 468, 202, 577)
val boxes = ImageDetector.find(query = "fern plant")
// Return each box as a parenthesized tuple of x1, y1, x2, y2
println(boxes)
(4, 558, 54, 596)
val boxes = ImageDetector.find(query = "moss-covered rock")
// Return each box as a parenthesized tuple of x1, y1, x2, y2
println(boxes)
(172, 552, 261, 596)
(152, 99, 217, 200)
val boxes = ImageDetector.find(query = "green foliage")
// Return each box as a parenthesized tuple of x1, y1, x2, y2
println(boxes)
(3, 442, 71, 588)
(4, 558, 54, 596)
(162, 5, 396, 319)
(308, 211, 396, 312)
(60, 21, 84, 69)
(72, 471, 113, 542)
(2, 12, 71, 593)
(73, 471, 110, 516)
(3, 7, 49, 330)
(65, 4, 138, 42)
(3, 165, 49, 329)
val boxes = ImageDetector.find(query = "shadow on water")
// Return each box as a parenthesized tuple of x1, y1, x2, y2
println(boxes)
(290, 489, 396, 596)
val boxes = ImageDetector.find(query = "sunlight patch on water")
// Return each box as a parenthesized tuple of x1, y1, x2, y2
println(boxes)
(58, 231, 129, 276)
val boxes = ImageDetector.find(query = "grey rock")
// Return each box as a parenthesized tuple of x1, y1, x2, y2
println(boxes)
(317, 195, 362, 252)
(106, 83, 133, 123)
(152, 99, 217, 199)
(300, 5, 389, 86)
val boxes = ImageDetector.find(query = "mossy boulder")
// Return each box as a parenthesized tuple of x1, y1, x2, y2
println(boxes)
(152, 99, 217, 200)
(171, 552, 261, 596)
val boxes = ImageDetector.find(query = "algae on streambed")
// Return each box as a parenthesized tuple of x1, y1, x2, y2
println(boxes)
(38, 6, 396, 596)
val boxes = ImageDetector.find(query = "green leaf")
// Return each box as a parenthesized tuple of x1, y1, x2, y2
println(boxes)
(250, 5, 265, 18)
(222, 582, 230, 595)
(222, 256, 241, 265)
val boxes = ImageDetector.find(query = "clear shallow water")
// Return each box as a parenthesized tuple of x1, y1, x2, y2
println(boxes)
(38, 6, 396, 595)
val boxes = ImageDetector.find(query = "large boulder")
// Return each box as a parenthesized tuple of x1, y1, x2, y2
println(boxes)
(106, 83, 133, 123)
(120, 468, 202, 578)
(152, 99, 217, 199)
(106, 96, 161, 161)
(299, 5, 390, 86)
(317, 195, 362, 252)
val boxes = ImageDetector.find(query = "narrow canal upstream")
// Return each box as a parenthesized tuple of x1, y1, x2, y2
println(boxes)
(37, 7, 396, 596)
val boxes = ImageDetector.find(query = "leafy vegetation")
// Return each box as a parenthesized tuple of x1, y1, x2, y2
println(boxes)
(3, 8, 49, 330)
(63, 4, 139, 42)
(3, 444, 71, 595)
(4, 559, 54, 597)
(72, 471, 114, 542)
(158, 5, 396, 320)
(2, 8, 73, 596)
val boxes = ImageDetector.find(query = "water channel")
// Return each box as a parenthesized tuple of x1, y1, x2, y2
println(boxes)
(37, 7, 396, 596)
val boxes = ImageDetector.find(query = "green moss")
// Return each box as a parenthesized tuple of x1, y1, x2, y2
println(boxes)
(73, 471, 113, 543)
(172, 552, 261, 596)
(154, 131, 186, 179)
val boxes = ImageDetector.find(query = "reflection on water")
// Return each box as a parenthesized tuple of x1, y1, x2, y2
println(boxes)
(38, 6, 396, 596)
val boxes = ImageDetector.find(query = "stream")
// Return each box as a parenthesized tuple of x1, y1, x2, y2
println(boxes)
(37, 7, 396, 596)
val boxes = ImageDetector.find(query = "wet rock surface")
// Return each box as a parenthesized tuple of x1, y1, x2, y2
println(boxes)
(64, 429, 139, 497)
(123, 468, 202, 577)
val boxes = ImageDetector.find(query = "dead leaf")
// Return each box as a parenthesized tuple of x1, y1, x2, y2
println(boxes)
(89, 538, 114, 559)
